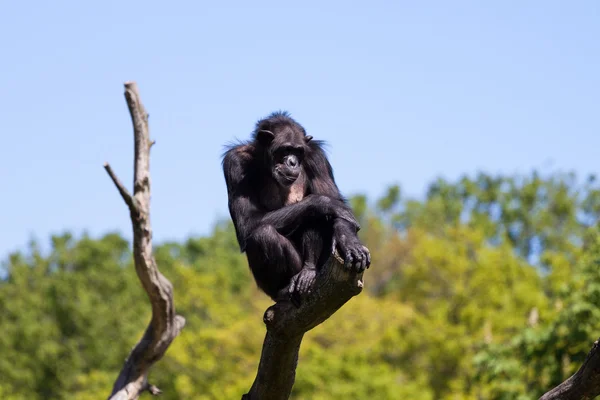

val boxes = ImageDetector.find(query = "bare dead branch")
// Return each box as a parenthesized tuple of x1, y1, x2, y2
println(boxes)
(539, 338, 600, 400)
(106, 81, 185, 400)
(242, 254, 364, 400)
(103, 163, 136, 212)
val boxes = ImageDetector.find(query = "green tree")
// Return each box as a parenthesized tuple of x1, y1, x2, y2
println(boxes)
(474, 231, 600, 400)
(0, 233, 148, 399)
(1, 174, 598, 399)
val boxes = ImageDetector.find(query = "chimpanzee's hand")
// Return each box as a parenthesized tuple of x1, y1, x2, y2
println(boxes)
(288, 267, 317, 308)
(333, 224, 371, 272)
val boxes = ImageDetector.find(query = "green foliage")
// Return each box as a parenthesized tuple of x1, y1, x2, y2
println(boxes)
(474, 233, 600, 400)
(0, 233, 148, 399)
(0, 172, 598, 399)
(386, 171, 600, 264)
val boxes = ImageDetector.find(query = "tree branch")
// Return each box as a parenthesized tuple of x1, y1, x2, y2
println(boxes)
(242, 254, 364, 400)
(105, 81, 185, 400)
(103, 163, 136, 212)
(539, 338, 600, 400)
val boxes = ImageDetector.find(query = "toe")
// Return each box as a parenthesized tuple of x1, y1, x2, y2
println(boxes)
(288, 278, 297, 295)
(299, 278, 307, 294)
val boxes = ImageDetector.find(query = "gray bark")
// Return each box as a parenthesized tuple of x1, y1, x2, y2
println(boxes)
(105, 82, 185, 400)
(242, 254, 365, 400)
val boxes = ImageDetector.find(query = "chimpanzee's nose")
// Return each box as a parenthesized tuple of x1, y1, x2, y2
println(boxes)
(286, 156, 298, 168)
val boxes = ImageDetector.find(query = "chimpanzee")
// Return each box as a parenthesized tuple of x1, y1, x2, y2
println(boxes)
(222, 111, 370, 306)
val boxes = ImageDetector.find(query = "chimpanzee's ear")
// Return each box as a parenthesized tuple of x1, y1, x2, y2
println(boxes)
(304, 135, 313, 143)
(257, 130, 275, 144)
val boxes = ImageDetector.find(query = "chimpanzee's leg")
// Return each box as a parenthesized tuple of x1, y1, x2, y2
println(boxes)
(245, 224, 303, 301)
(287, 220, 334, 306)
(300, 221, 333, 270)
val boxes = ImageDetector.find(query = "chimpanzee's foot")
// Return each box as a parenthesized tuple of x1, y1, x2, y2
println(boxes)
(288, 266, 317, 308)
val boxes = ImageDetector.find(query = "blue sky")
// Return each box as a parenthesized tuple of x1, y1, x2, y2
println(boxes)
(0, 1, 598, 258)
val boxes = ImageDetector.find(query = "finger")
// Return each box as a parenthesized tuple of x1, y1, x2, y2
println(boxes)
(352, 249, 363, 271)
(360, 248, 368, 270)
(358, 253, 366, 271)
(345, 251, 353, 268)
(351, 252, 360, 271)
(358, 254, 366, 271)
(359, 246, 370, 269)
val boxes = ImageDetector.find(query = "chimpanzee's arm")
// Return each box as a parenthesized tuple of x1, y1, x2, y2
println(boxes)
(304, 142, 370, 270)
(222, 147, 263, 251)
(304, 142, 360, 230)
(259, 195, 356, 236)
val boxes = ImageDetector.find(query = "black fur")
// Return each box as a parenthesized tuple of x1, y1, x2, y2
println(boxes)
(222, 111, 370, 306)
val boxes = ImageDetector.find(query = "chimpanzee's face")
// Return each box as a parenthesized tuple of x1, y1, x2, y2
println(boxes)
(257, 123, 310, 187)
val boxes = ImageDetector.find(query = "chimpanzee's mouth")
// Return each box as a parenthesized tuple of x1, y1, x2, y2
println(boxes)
(281, 174, 298, 185)
(275, 169, 298, 186)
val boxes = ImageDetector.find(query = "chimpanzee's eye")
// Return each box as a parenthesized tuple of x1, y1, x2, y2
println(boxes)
(294, 147, 305, 161)
(273, 148, 288, 162)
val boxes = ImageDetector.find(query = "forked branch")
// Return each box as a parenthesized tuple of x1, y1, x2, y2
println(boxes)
(242, 254, 364, 400)
(105, 82, 185, 400)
